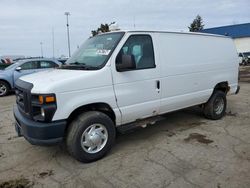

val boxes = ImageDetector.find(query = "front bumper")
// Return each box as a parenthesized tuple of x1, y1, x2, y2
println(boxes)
(13, 105, 67, 146)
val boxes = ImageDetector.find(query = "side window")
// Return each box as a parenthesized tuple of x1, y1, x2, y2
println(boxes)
(122, 46, 129, 54)
(40, 61, 58, 69)
(21, 61, 39, 70)
(132, 45, 142, 63)
(116, 35, 155, 70)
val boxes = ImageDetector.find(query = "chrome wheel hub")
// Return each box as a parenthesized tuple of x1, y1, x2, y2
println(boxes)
(0, 84, 7, 96)
(214, 97, 224, 115)
(81, 124, 108, 154)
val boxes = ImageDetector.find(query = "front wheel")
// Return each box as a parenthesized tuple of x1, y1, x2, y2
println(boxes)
(203, 91, 227, 120)
(0, 81, 10, 97)
(66, 111, 116, 162)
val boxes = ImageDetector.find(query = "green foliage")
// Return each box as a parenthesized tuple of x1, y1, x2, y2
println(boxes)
(0, 63, 11, 70)
(91, 22, 115, 37)
(188, 15, 205, 32)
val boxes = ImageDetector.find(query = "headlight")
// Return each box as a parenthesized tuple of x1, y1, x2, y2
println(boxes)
(31, 94, 57, 122)
(41, 108, 45, 117)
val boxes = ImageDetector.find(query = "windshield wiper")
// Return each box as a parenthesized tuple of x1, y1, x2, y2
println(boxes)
(69, 61, 82, 65)
(60, 62, 98, 70)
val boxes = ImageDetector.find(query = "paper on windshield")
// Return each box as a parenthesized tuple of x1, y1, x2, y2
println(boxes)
(96, 49, 111, 56)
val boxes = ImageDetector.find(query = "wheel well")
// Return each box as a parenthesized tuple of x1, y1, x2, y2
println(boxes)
(0, 79, 11, 89)
(67, 103, 116, 125)
(214, 82, 230, 93)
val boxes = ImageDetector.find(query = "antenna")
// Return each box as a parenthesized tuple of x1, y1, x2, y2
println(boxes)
(40, 42, 43, 57)
(133, 16, 136, 29)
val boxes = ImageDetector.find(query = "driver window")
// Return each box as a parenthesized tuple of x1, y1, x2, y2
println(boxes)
(40, 61, 58, 68)
(21, 61, 39, 70)
(116, 35, 155, 70)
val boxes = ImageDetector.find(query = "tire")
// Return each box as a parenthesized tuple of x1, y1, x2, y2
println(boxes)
(66, 111, 116, 163)
(0, 81, 10, 97)
(203, 90, 227, 120)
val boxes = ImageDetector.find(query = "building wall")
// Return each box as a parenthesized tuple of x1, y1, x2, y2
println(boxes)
(233, 37, 250, 53)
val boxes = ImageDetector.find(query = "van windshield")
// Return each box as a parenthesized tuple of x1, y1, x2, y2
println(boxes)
(63, 32, 124, 70)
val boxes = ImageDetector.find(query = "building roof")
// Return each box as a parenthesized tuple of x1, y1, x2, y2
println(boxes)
(201, 23, 250, 38)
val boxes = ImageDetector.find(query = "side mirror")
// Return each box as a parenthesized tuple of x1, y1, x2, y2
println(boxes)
(116, 55, 136, 72)
(15, 67, 22, 71)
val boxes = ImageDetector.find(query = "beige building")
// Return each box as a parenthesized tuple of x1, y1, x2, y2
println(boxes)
(202, 23, 250, 53)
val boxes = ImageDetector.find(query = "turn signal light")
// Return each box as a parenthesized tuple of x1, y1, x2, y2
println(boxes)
(45, 96, 55, 103)
(38, 95, 56, 104)
(38, 96, 44, 104)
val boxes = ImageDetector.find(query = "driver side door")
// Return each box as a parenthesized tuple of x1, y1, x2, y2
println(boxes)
(111, 34, 161, 124)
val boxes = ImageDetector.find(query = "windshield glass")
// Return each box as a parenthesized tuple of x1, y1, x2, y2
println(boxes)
(65, 32, 124, 70)
(4, 62, 19, 70)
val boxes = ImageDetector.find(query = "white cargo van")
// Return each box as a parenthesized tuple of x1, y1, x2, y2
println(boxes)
(14, 31, 240, 162)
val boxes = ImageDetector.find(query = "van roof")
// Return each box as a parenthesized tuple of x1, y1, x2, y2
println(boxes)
(108, 30, 230, 39)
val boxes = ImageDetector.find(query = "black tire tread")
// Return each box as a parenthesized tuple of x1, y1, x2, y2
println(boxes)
(203, 90, 227, 120)
(66, 111, 116, 162)
(0, 80, 10, 97)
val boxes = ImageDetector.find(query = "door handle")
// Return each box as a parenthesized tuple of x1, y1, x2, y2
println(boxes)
(156, 80, 160, 90)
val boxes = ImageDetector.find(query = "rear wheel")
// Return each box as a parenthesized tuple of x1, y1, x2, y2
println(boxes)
(0, 81, 10, 97)
(66, 111, 116, 162)
(203, 90, 227, 120)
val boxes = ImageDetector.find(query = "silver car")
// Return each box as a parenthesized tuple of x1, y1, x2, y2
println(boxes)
(0, 58, 61, 96)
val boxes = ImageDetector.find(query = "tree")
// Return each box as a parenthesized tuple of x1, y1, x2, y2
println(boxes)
(188, 15, 205, 32)
(91, 22, 116, 37)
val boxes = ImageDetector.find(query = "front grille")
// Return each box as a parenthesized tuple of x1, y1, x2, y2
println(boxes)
(15, 87, 31, 116)
(16, 87, 25, 112)
(15, 79, 33, 118)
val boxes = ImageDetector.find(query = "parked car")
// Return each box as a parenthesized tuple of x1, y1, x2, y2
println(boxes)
(0, 58, 61, 96)
(14, 31, 239, 162)
(57, 57, 68, 64)
(239, 52, 249, 65)
(243, 52, 250, 64)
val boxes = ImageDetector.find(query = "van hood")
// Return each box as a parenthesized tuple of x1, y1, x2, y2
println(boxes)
(19, 68, 111, 93)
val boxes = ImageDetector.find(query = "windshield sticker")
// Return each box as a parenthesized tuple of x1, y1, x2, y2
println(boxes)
(96, 49, 111, 55)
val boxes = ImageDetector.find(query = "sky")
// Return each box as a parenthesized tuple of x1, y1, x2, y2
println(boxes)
(0, 0, 249, 57)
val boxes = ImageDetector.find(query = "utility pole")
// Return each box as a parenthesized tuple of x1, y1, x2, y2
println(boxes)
(52, 28, 55, 58)
(64, 12, 71, 57)
(40, 42, 43, 57)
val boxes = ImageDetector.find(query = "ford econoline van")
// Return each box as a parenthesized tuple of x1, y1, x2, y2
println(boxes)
(14, 31, 240, 162)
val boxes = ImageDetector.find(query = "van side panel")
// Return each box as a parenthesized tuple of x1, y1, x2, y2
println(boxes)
(156, 33, 238, 114)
